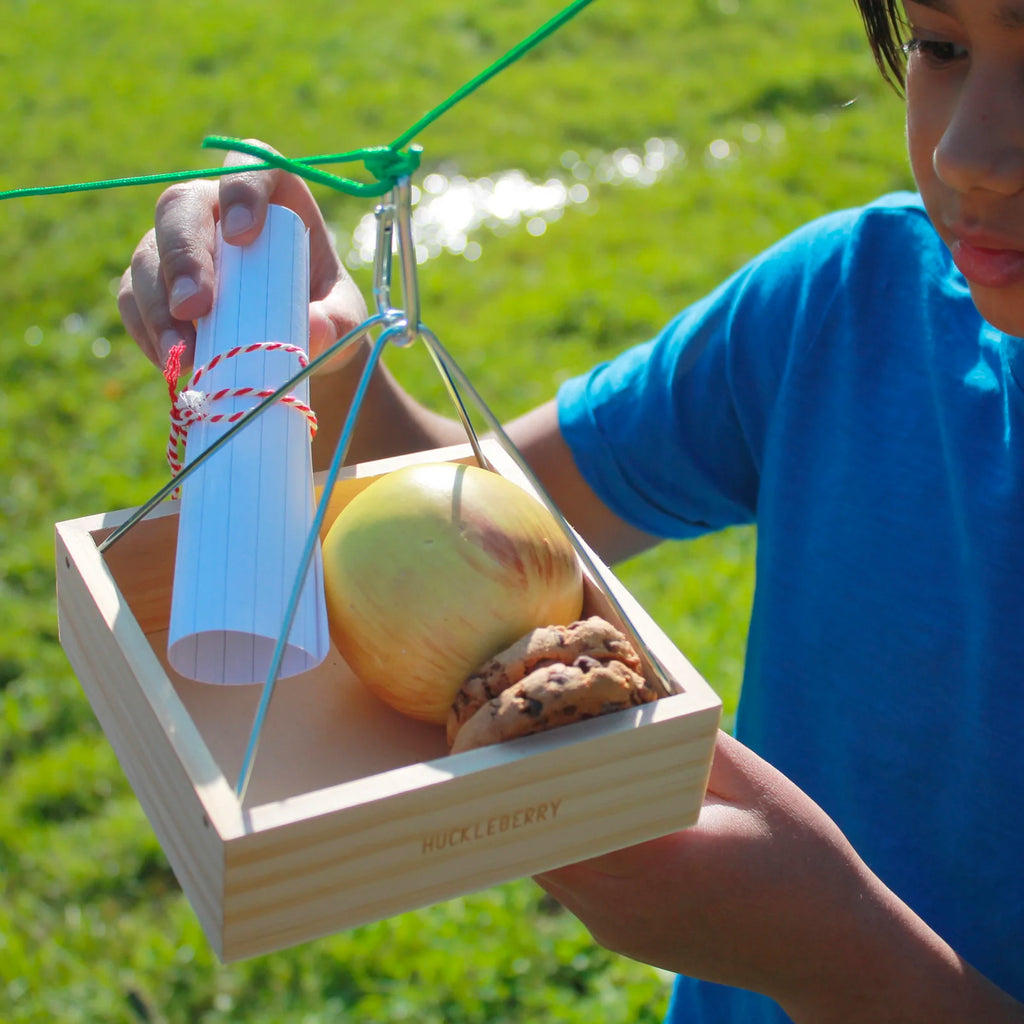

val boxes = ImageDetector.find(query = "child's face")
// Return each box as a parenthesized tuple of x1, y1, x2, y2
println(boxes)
(904, 0, 1024, 336)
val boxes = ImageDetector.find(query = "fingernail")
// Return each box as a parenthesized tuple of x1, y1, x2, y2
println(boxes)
(222, 204, 255, 238)
(169, 276, 199, 311)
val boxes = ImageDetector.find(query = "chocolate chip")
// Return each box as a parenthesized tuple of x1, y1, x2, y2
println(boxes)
(521, 696, 545, 717)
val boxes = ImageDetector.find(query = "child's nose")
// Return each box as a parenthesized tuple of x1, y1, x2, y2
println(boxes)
(932, 66, 1024, 196)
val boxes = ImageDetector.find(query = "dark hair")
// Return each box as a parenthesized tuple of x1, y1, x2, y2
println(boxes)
(854, 0, 907, 91)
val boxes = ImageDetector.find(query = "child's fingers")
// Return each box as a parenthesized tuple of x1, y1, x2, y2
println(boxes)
(214, 141, 284, 246)
(216, 139, 335, 253)
(152, 178, 219, 327)
(308, 275, 371, 367)
(127, 139, 366, 377)
(119, 228, 196, 371)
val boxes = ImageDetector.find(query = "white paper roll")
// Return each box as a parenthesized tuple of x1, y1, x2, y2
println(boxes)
(167, 205, 330, 684)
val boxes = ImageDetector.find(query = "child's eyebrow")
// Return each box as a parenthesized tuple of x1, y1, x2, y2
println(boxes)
(998, 4, 1024, 28)
(906, 0, 1024, 28)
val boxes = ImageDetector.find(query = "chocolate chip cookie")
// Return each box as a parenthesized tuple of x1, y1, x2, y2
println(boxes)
(446, 615, 645, 747)
(449, 653, 658, 754)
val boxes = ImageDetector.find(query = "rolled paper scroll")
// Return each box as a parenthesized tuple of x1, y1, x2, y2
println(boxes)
(167, 204, 330, 684)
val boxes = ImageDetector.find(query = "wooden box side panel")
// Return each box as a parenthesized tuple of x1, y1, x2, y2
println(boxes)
(92, 505, 178, 635)
(57, 512, 246, 827)
(218, 698, 719, 961)
(56, 522, 232, 956)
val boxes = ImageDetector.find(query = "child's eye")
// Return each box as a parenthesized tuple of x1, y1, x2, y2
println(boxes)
(902, 37, 969, 67)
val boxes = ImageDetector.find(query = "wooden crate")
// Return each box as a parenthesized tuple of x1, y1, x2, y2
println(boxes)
(55, 441, 721, 962)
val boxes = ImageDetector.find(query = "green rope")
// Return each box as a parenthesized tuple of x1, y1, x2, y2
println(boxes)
(0, 0, 597, 203)
(0, 148, 401, 202)
(389, 0, 597, 151)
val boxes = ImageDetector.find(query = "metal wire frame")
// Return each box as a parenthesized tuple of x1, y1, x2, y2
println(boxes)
(100, 176, 673, 805)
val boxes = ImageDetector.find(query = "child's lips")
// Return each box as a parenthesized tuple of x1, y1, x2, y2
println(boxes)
(951, 238, 1024, 289)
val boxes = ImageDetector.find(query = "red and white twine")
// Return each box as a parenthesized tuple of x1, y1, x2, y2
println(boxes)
(163, 341, 318, 485)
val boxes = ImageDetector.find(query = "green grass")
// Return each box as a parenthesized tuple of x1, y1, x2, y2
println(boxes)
(0, 0, 911, 1019)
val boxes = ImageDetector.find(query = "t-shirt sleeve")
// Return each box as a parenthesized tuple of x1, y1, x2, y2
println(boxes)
(556, 208, 855, 538)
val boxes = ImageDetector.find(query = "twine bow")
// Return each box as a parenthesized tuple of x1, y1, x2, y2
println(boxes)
(163, 341, 318, 486)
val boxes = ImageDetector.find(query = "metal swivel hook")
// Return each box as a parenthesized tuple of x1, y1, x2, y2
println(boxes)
(372, 176, 422, 349)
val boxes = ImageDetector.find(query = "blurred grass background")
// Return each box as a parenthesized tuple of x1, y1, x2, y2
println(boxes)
(0, 0, 911, 1020)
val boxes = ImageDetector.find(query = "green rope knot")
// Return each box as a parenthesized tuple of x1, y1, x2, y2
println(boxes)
(199, 138, 424, 198)
(362, 145, 423, 188)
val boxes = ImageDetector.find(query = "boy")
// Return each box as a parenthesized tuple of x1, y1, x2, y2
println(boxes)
(120, 0, 1023, 1018)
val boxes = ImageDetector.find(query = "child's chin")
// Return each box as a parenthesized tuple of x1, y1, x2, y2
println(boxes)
(970, 285, 1024, 341)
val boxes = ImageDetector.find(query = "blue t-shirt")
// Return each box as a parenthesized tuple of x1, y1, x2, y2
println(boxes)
(557, 193, 1024, 1020)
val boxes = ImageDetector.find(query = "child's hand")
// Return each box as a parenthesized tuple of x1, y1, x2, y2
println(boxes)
(536, 730, 990, 1023)
(117, 139, 368, 374)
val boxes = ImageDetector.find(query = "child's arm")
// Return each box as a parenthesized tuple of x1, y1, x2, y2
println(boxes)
(536, 730, 1024, 1024)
